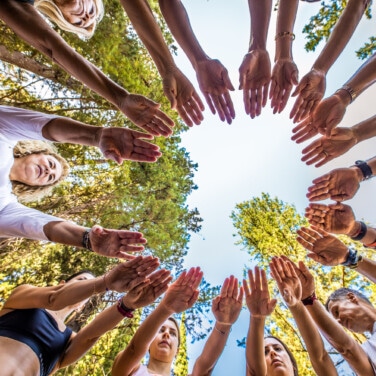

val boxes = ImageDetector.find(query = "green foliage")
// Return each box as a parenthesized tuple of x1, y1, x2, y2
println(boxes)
(231, 193, 374, 375)
(302, 0, 375, 59)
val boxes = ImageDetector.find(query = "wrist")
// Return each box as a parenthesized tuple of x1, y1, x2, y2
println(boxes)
(117, 296, 135, 318)
(349, 221, 367, 240)
(82, 228, 94, 252)
(214, 322, 232, 335)
(301, 291, 317, 306)
(350, 165, 366, 183)
(334, 87, 354, 106)
(348, 221, 362, 237)
(352, 160, 374, 181)
(341, 247, 362, 268)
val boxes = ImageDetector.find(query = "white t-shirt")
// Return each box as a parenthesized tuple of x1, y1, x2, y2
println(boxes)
(0, 105, 63, 240)
(361, 321, 376, 375)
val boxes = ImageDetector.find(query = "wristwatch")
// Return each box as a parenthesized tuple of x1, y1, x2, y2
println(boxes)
(354, 160, 373, 180)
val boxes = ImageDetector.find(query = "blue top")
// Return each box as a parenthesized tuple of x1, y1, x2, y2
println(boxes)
(0, 308, 72, 376)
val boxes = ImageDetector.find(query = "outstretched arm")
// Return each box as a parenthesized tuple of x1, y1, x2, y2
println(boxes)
(270, 0, 299, 114)
(295, 262, 374, 376)
(270, 257, 337, 376)
(0, 0, 174, 137)
(239, 0, 272, 119)
(43, 117, 162, 163)
(58, 268, 171, 369)
(112, 267, 203, 376)
(290, 0, 370, 123)
(120, 0, 204, 127)
(243, 267, 277, 376)
(158, 0, 235, 124)
(191, 276, 243, 376)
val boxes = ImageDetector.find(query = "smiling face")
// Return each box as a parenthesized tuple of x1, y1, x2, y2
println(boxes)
(264, 337, 295, 376)
(58, 0, 97, 28)
(11, 153, 63, 187)
(149, 319, 179, 363)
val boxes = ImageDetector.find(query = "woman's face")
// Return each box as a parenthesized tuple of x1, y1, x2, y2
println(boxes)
(13, 153, 63, 186)
(58, 0, 97, 28)
(264, 338, 294, 376)
(149, 319, 179, 362)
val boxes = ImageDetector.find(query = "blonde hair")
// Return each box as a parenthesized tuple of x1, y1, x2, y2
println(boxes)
(35, 0, 104, 39)
(12, 140, 70, 202)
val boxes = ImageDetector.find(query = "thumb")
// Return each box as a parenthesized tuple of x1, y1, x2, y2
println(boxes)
(91, 225, 103, 235)
(104, 150, 122, 165)
(292, 71, 299, 86)
(141, 96, 160, 108)
(222, 71, 235, 91)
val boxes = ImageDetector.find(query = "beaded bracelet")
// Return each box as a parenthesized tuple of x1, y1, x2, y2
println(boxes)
(275, 31, 295, 40)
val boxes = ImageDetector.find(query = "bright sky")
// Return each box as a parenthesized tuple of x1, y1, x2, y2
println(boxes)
(171, 1, 376, 375)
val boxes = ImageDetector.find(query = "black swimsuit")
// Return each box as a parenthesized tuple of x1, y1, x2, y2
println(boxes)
(0, 308, 72, 376)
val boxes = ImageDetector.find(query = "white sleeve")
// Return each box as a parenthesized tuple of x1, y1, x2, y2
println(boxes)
(0, 201, 65, 241)
(0, 105, 59, 143)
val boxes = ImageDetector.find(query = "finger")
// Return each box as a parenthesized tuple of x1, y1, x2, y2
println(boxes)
(203, 92, 216, 115)
(131, 129, 155, 140)
(262, 82, 269, 108)
(243, 278, 251, 296)
(223, 91, 235, 123)
(278, 86, 292, 113)
(221, 276, 230, 296)
(150, 118, 174, 137)
(255, 88, 263, 117)
(243, 87, 251, 115)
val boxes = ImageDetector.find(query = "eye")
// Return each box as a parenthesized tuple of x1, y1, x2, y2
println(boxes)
(73, 20, 84, 26)
(88, 5, 95, 16)
(48, 174, 55, 182)
(265, 348, 270, 355)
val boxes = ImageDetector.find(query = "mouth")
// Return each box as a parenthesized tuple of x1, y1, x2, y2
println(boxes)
(271, 359, 283, 366)
(159, 341, 170, 348)
(37, 165, 42, 178)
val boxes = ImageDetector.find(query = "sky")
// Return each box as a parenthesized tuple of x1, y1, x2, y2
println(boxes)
(168, 1, 376, 375)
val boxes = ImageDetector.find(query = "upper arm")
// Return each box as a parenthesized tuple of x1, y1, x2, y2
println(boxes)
(4, 284, 63, 310)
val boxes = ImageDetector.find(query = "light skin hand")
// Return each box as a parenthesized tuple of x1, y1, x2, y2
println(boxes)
(301, 127, 357, 167)
(160, 267, 203, 314)
(212, 275, 243, 325)
(306, 168, 361, 202)
(296, 226, 349, 266)
(106, 256, 160, 292)
(162, 67, 205, 127)
(122, 269, 172, 309)
(283, 257, 316, 300)
(89, 225, 147, 260)
(270, 58, 298, 114)
(292, 94, 348, 143)
(239, 50, 271, 118)
(270, 257, 301, 308)
(290, 68, 326, 123)
(119, 94, 175, 137)
(305, 202, 356, 235)
(195, 59, 235, 124)
(97, 127, 162, 164)
(243, 266, 277, 317)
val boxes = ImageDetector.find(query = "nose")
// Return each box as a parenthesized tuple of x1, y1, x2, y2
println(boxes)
(162, 331, 170, 339)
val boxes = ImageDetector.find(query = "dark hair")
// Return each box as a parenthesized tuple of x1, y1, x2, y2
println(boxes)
(264, 336, 299, 376)
(325, 287, 373, 311)
(64, 270, 95, 283)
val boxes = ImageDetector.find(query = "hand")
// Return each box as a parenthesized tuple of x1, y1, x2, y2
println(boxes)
(270, 257, 301, 308)
(290, 68, 326, 123)
(239, 50, 271, 118)
(296, 226, 349, 266)
(195, 58, 235, 124)
(120, 93, 175, 137)
(282, 256, 316, 300)
(98, 127, 162, 164)
(212, 275, 243, 325)
(301, 127, 357, 167)
(160, 267, 203, 314)
(243, 266, 277, 318)
(270, 58, 298, 114)
(306, 167, 361, 202)
(122, 269, 172, 309)
(89, 225, 147, 259)
(305, 203, 356, 235)
(292, 95, 348, 143)
(162, 66, 205, 127)
(106, 255, 160, 292)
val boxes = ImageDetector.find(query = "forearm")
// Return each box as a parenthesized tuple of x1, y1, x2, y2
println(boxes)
(0, 1, 129, 110)
(289, 302, 337, 376)
(112, 302, 172, 375)
(158, 0, 208, 70)
(247, 0, 272, 50)
(313, 0, 366, 74)
(120, 0, 176, 76)
(274, 0, 298, 60)
(352, 115, 376, 144)
(342, 52, 376, 98)
(43, 220, 88, 249)
(356, 257, 376, 284)
(60, 304, 124, 368)
(191, 321, 232, 376)
(42, 118, 100, 147)
(246, 316, 267, 376)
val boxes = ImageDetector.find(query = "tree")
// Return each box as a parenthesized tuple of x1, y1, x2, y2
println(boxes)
(302, 0, 375, 59)
(174, 312, 189, 376)
(231, 192, 375, 375)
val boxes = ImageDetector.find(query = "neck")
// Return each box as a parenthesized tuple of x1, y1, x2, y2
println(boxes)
(147, 357, 173, 376)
